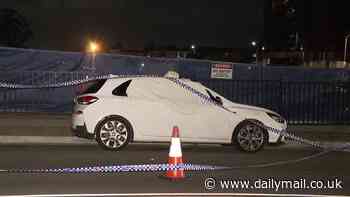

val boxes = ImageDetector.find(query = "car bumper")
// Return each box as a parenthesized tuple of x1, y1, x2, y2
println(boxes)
(72, 110, 95, 139)
(71, 124, 94, 139)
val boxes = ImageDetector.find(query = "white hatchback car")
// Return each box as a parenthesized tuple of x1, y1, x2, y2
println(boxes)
(72, 76, 287, 152)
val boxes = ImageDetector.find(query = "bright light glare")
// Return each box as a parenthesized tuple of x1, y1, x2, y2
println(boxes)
(89, 41, 99, 53)
(251, 41, 257, 47)
(191, 44, 196, 49)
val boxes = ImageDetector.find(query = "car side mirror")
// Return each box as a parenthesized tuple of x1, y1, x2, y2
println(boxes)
(215, 96, 223, 105)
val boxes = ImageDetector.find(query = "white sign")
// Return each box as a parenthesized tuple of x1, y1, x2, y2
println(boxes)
(211, 64, 233, 79)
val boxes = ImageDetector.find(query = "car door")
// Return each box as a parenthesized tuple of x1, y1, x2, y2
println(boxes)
(173, 85, 233, 142)
(191, 102, 233, 141)
(128, 78, 214, 140)
(150, 79, 232, 142)
(127, 78, 233, 142)
(126, 78, 177, 140)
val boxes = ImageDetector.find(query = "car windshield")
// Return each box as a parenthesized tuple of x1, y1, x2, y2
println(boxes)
(185, 80, 230, 105)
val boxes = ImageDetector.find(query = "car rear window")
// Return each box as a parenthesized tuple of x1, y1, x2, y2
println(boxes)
(79, 79, 107, 95)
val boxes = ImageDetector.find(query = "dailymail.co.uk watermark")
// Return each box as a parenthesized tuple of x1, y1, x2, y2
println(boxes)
(204, 177, 343, 192)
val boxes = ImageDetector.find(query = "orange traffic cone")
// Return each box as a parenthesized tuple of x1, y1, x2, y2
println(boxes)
(166, 126, 185, 180)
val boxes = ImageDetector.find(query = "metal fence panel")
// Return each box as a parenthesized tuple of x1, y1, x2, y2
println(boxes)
(199, 79, 350, 125)
(0, 71, 349, 125)
(0, 71, 97, 112)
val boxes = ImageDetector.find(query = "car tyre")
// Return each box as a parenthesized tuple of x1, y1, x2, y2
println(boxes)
(95, 116, 133, 151)
(232, 120, 267, 153)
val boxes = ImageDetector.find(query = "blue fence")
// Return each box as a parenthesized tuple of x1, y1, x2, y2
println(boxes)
(200, 79, 350, 125)
(0, 71, 92, 112)
(0, 47, 350, 124)
(0, 71, 349, 125)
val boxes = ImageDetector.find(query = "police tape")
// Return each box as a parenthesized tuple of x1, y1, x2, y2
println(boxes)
(0, 74, 160, 89)
(0, 163, 229, 174)
(1, 148, 348, 174)
(0, 74, 348, 152)
(0, 74, 349, 175)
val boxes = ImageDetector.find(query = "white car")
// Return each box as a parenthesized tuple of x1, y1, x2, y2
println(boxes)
(72, 76, 287, 152)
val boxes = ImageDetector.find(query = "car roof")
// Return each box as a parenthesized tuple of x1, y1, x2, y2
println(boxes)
(98, 76, 231, 104)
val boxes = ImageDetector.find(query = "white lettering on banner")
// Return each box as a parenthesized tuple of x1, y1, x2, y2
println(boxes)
(211, 64, 233, 79)
(205, 177, 344, 192)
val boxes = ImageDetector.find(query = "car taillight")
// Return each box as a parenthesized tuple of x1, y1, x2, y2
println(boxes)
(76, 96, 99, 105)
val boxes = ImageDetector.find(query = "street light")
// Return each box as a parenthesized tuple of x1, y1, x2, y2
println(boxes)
(251, 41, 258, 64)
(251, 41, 257, 47)
(87, 41, 100, 71)
(88, 41, 99, 53)
(344, 34, 350, 65)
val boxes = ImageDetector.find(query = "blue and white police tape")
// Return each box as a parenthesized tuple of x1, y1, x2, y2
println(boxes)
(0, 74, 348, 152)
(0, 74, 161, 89)
(0, 163, 230, 174)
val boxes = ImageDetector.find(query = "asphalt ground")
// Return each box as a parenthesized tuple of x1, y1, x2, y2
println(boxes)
(0, 112, 349, 196)
(0, 143, 349, 196)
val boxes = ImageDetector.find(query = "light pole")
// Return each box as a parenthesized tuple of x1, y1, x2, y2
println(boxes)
(300, 46, 305, 66)
(261, 46, 266, 65)
(343, 34, 350, 65)
(88, 41, 99, 71)
(190, 44, 196, 55)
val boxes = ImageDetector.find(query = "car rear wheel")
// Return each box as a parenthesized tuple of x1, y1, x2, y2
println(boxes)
(233, 120, 267, 153)
(95, 116, 133, 151)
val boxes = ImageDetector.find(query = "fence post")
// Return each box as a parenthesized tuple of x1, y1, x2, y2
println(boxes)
(279, 79, 283, 117)
(346, 81, 350, 124)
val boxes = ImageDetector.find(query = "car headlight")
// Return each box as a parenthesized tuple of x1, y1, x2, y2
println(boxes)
(267, 112, 285, 124)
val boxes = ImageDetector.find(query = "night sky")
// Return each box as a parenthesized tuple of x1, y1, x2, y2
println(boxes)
(1, 0, 265, 51)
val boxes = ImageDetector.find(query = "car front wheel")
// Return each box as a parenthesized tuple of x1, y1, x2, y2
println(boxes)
(233, 120, 267, 153)
(95, 116, 133, 151)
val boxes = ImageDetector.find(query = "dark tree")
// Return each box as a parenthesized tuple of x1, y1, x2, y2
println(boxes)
(0, 9, 33, 47)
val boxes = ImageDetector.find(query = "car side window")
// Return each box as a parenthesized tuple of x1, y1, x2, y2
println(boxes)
(112, 80, 132, 96)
